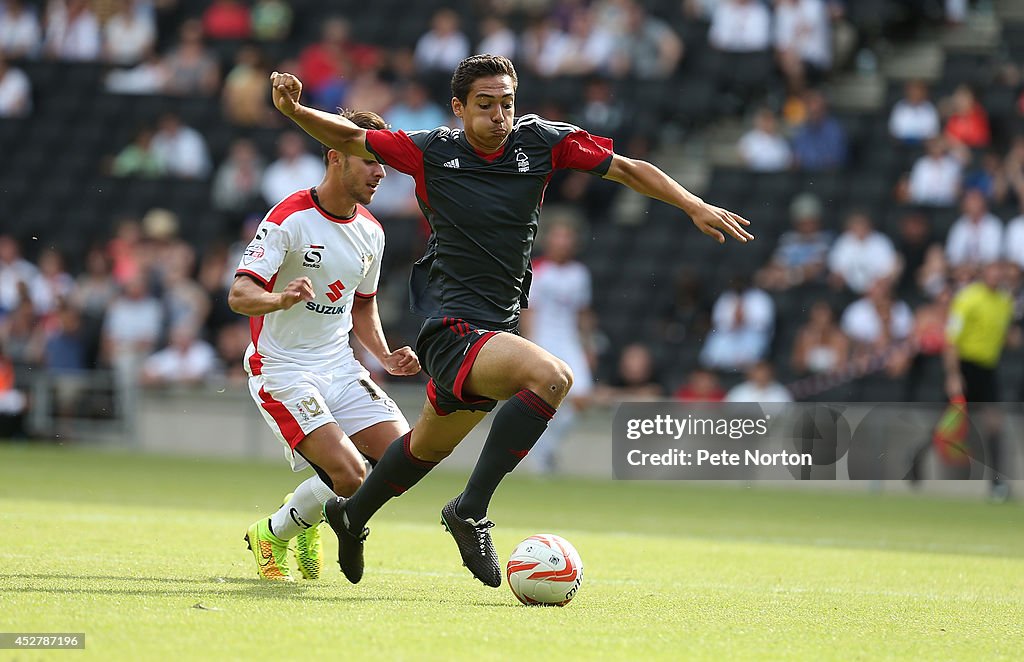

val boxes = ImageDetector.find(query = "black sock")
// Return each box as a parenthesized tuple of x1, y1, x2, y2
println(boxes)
(456, 390, 555, 520)
(344, 430, 436, 532)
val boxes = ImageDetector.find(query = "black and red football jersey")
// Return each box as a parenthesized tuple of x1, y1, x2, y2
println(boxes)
(365, 114, 614, 326)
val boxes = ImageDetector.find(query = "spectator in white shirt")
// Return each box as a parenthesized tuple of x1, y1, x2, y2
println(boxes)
(774, 0, 832, 91)
(828, 212, 900, 294)
(840, 279, 913, 348)
(102, 274, 163, 381)
(261, 131, 324, 205)
(738, 108, 792, 172)
(725, 361, 793, 403)
(0, 0, 42, 58)
(520, 16, 572, 78)
(945, 188, 1004, 276)
(414, 8, 469, 74)
(889, 80, 940, 144)
(151, 112, 211, 178)
(103, 0, 155, 65)
(710, 0, 772, 53)
(700, 273, 775, 370)
(1005, 211, 1024, 271)
(560, 9, 617, 77)
(477, 16, 516, 59)
(142, 324, 217, 387)
(906, 137, 965, 206)
(0, 235, 44, 313)
(43, 0, 101, 62)
(104, 49, 168, 94)
(0, 55, 30, 117)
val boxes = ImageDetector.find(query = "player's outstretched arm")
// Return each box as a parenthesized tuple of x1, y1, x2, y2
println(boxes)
(351, 296, 421, 377)
(603, 155, 753, 244)
(270, 71, 376, 160)
(228, 275, 314, 317)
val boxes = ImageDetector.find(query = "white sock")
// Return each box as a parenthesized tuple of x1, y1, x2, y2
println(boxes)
(269, 476, 337, 541)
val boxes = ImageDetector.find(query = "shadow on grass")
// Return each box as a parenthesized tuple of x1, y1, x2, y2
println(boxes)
(0, 572, 472, 605)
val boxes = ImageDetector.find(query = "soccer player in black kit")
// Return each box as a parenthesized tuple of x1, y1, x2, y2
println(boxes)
(270, 55, 753, 587)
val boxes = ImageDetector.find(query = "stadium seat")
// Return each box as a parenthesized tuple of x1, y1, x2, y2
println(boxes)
(943, 53, 995, 88)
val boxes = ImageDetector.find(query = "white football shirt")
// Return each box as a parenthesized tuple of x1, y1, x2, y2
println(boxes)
(237, 189, 384, 376)
(530, 259, 591, 349)
(528, 259, 594, 393)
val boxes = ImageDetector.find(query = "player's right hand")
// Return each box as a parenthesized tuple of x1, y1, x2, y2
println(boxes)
(278, 277, 315, 310)
(382, 346, 421, 376)
(270, 71, 303, 117)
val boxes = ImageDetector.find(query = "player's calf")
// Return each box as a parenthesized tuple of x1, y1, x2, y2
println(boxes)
(323, 458, 367, 498)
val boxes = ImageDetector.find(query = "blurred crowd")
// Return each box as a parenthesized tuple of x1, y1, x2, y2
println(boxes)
(2, 0, 1023, 433)
(0, 211, 254, 389)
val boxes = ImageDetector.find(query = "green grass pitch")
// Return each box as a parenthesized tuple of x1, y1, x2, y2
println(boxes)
(1, 444, 1022, 661)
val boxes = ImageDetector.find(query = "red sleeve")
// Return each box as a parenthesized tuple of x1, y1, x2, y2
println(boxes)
(551, 130, 614, 174)
(365, 129, 423, 175)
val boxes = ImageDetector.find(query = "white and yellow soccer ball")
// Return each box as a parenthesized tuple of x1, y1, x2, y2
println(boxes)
(506, 534, 583, 606)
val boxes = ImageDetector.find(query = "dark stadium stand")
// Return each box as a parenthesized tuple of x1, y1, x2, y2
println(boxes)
(1, 0, 1022, 411)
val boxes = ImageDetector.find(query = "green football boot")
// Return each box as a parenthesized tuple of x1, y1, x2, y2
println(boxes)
(244, 518, 294, 582)
(294, 519, 324, 580)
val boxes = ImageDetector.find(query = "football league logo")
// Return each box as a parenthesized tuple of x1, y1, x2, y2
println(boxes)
(242, 244, 265, 265)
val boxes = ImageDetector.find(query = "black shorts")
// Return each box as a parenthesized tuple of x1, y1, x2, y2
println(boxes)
(416, 317, 512, 416)
(960, 360, 999, 403)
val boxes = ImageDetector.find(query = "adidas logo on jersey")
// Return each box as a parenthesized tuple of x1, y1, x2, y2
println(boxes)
(443, 158, 460, 169)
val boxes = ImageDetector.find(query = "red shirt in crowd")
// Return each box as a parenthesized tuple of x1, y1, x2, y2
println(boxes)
(203, 0, 251, 40)
(673, 384, 726, 402)
(945, 103, 990, 148)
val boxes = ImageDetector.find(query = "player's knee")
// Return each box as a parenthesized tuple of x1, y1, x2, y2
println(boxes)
(409, 431, 454, 463)
(526, 358, 572, 401)
(327, 457, 367, 497)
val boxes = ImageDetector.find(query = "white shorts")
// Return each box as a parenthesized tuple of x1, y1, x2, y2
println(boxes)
(248, 366, 408, 472)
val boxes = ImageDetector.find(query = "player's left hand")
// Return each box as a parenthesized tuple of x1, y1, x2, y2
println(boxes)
(690, 202, 754, 244)
(383, 346, 420, 376)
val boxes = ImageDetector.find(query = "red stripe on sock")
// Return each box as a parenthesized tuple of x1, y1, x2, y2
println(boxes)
(402, 430, 437, 468)
(516, 390, 556, 420)
(384, 480, 408, 494)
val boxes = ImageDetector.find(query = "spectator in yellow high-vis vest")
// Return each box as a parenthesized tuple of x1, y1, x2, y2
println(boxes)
(944, 260, 1015, 500)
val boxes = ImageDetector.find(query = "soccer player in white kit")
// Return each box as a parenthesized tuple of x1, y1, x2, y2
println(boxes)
(522, 222, 594, 473)
(229, 110, 420, 581)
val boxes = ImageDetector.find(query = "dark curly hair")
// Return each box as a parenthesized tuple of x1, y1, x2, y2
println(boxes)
(450, 54, 518, 103)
